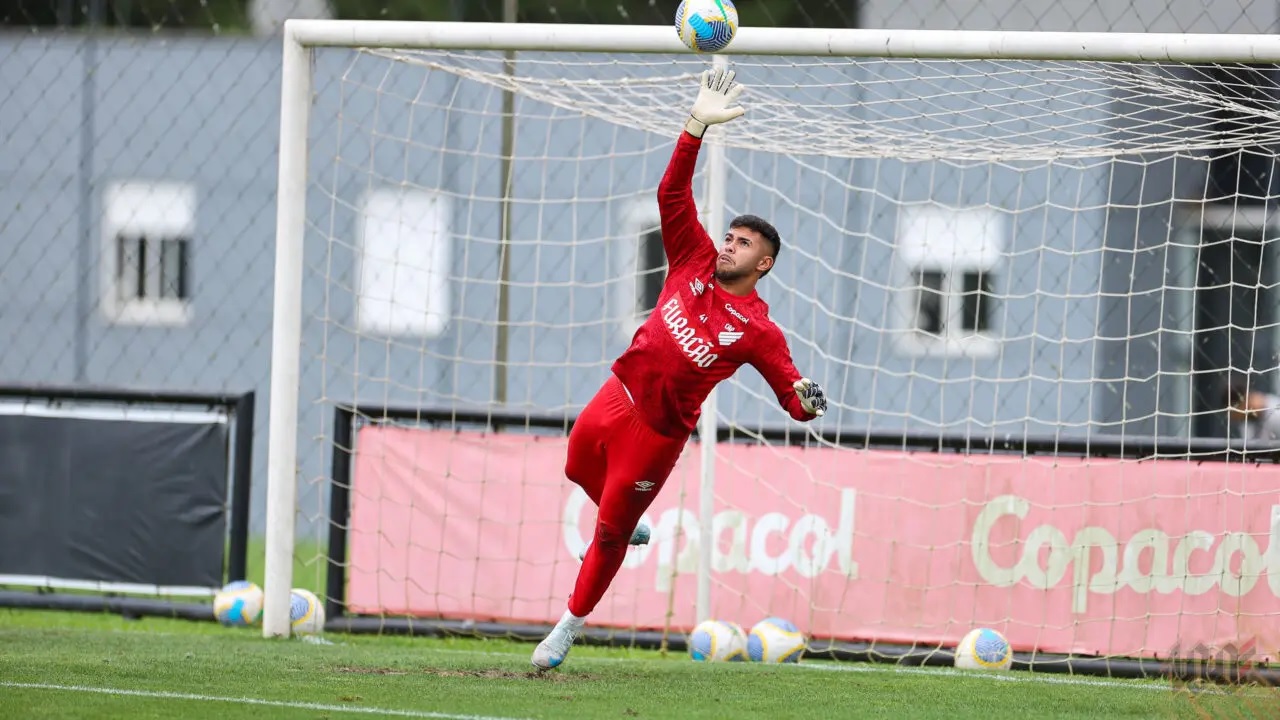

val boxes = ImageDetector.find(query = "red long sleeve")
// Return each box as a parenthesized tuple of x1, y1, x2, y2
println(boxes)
(751, 332, 811, 421)
(657, 132, 715, 272)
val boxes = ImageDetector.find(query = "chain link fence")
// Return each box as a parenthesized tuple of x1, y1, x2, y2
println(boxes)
(3, 1, 1278, 540)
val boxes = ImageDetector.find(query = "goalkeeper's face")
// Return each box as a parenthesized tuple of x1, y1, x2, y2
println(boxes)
(714, 228, 774, 283)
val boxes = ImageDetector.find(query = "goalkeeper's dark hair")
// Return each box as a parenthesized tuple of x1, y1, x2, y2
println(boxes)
(730, 214, 781, 277)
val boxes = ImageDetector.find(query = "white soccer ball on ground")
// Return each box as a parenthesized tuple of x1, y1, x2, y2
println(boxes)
(675, 0, 739, 54)
(289, 588, 326, 636)
(213, 580, 264, 627)
(688, 619, 749, 662)
(747, 617, 806, 663)
(954, 627, 1013, 671)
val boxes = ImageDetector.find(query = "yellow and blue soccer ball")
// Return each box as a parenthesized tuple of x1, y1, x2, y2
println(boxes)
(688, 619, 749, 661)
(289, 588, 325, 636)
(954, 628, 1013, 671)
(213, 580, 264, 627)
(675, 0, 738, 54)
(747, 617, 806, 663)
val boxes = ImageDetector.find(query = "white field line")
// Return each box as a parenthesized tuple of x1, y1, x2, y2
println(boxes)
(0, 682, 531, 720)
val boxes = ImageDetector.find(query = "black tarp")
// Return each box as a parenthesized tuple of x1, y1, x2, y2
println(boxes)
(0, 413, 228, 587)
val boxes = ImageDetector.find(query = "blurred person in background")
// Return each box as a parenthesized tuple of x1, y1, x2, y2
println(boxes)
(1226, 373, 1280, 441)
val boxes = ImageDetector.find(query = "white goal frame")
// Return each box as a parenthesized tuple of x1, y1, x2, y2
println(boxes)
(264, 18, 1280, 639)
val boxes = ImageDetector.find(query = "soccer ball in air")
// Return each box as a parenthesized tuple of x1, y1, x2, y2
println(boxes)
(688, 619, 749, 661)
(675, 0, 739, 54)
(747, 617, 806, 663)
(954, 628, 1013, 671)
(213, 580, 264, 627)
(290, 588, 326, 636)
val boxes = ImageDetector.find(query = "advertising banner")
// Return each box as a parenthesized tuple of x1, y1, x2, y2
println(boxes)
(0, 413, 228, 588)
(348, 426, 1280, 660)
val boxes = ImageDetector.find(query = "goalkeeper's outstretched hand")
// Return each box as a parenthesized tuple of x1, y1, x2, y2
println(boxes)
(793, 378, 827, 418)
(685, 67, 745, 139)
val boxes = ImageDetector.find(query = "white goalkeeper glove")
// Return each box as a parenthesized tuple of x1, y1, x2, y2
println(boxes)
(793, 378, 827, 418)
(685, 67, 745, 139)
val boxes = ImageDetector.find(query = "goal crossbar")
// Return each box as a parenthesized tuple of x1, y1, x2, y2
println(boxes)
(281, 19, 1280, 62)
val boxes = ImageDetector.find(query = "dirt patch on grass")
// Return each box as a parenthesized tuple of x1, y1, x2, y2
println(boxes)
(421, 667, 596, 682)
(335, 665, 595, 681)
(335, 666, 409, 676)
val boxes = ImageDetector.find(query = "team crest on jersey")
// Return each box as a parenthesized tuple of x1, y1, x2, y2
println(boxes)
(718, 330, 744, 346)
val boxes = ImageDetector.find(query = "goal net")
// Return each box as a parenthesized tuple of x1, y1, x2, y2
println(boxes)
(269, 22, 1280, 672)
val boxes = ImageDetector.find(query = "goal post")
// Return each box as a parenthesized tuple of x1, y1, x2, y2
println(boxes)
(266, 16, 1280, 675)
(263, 24, 312, 640)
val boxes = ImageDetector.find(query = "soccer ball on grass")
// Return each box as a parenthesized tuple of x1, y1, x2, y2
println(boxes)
(953, 627, 1013, 671)
(688, 619, 749, 661)
(213, 580, 263, 627)
(290, 588, 326, 636)
(747, 617, 806, 663)
(675, 0, 739, 54)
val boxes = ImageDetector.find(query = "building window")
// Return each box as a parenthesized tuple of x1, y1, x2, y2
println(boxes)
(102, 181, 195, 326)
(116, 235, 190, 302)
(895, 206, 1004, 358)
(908, 268, 993, 337)
(911, 268, 946, 335)
(960, 270, 992, 333)
(614, 200, 667, 339)
(356, 187, 452, 338)
(636, 227, 666, 318)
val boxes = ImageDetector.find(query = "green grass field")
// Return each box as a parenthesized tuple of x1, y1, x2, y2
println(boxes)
(3, 609, 1278, 719)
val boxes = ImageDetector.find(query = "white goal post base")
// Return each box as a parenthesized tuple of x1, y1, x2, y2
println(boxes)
(265, 18, 1280, 663)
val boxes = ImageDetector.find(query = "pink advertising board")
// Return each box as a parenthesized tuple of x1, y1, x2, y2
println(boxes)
(348, 425, 1280, 660)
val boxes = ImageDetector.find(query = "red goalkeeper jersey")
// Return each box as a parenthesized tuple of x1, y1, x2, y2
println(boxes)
(610, 132, 812, 439)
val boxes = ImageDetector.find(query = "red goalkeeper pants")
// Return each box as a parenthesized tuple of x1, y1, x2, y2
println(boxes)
(563, 374, 687, 617)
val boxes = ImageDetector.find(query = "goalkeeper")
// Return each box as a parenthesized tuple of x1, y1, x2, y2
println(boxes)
(533, 67, 827, 670)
